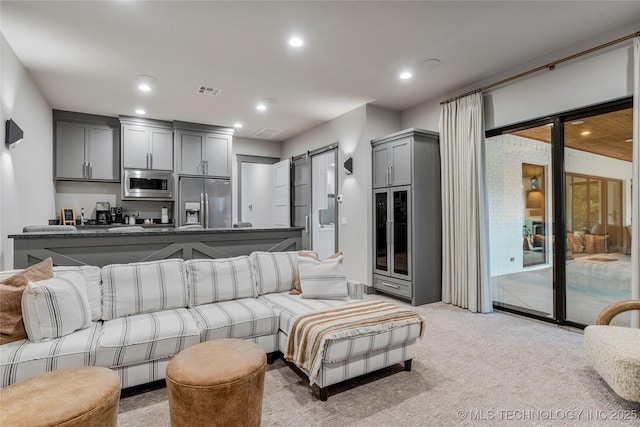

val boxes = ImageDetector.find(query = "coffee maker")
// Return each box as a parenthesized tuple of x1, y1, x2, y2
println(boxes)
(110, 206, 123, 224)
(96, 201, 111, 224)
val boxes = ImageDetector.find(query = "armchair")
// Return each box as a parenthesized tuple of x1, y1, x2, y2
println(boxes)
(584, 233, 609, 254)
(584, 300, 640, 402)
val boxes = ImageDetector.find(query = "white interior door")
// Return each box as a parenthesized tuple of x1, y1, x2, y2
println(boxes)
(241, 163, 273, 227)
(311, 150, 337, 259)
(272, 159, 291, 227)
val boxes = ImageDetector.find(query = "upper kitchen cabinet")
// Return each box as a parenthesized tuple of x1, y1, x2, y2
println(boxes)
(120, 116, 173, 171)
(174, 121, 233, 178)
(54, 110, 120, 182)
(372, 136, 411, 188)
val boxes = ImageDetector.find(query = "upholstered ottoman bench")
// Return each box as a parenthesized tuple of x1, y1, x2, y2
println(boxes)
(261, 293, 425, 401)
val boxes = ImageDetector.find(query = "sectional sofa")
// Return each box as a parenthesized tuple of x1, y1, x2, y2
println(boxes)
(0, 252, 423, 400)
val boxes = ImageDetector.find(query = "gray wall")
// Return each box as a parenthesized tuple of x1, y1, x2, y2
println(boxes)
(282, 104, 400, 284)
(401, 22, 639, 132)
(1, 34, 55, 270)
(231, 136, 282, 224)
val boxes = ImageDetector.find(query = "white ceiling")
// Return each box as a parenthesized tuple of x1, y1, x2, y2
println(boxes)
(2, 1, 640, 141)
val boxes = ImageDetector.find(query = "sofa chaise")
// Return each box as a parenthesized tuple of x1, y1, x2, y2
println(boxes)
(0, 252, 424, 400)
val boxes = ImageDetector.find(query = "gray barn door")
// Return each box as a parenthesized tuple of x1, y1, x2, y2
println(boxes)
(291, 154, 311, 250)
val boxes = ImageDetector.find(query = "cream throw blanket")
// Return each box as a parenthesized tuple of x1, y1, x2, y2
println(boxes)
(285, 300, 426, 385)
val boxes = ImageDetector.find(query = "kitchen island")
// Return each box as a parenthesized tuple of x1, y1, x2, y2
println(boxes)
(10, 227, 303, 268)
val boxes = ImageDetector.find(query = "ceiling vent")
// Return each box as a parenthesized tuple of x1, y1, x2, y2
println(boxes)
(197, 86, 221, 96)
(251, 128, 283, 139)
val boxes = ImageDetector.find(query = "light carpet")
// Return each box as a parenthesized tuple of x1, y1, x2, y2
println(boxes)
(118, 295, 639, 426)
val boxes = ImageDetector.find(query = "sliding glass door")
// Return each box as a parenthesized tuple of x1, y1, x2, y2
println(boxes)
(486, 98, 634, 327)
(563, 108, 633, 326)
(487, 123, 555, 318)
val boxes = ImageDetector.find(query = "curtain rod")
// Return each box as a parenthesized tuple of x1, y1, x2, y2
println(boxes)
(440, 31, 640, 105)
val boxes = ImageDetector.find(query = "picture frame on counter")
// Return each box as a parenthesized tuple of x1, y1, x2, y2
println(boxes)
(60, 208, 75, 225)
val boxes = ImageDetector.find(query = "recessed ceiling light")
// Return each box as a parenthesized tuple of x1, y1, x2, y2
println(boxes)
(419, 58, 441, 69)
(288, 36, 304, 48)
(233, 122, 243, 129)
(580, 131, 591, 136)
(256, 98, 276, 111)
(571, 120, 584, 125)
(399, 71, 412, 80)
(135, 109, 146, 115)
(136, 75, 156, 92)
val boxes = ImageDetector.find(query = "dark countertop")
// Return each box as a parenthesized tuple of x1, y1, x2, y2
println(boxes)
(9, 227, 304, 239)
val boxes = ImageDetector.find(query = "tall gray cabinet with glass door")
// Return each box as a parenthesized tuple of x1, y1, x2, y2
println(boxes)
(371, 128, 442, 306)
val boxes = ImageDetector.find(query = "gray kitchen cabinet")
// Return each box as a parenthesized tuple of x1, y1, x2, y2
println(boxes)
(177, 130, 204, 175)
(203, 133, 231, 177)
(54, 111, 120, 181)
(175, 121, 233, 178)
(56, 121, 87, 179)
(89, 126, 119, 180)
(372, 137, 411, 188)
(371, 128, 441, 306)
(120, 117, 173, 171)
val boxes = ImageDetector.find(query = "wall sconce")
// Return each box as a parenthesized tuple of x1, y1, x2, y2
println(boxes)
(530, 177, 540, 190)
(5, 119, 24, 149)
(343, 157, 353, 175)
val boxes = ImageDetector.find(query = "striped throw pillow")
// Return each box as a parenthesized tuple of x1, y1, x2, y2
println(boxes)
(298, 255, 349, 300)
(185, 256, 256, 306)
(292, 251, 341, 295)
(249, 252, 298, 295)
(101, 259, 188, 320)
(21, 271, 92, 342)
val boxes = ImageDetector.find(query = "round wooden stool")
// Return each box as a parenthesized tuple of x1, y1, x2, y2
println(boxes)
(0, 366, 121, 426)
(166, 339, 267, 427)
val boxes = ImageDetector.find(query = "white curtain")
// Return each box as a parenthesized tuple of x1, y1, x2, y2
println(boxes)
(439, 92, 492, 313)
(632, 36, 640, 328)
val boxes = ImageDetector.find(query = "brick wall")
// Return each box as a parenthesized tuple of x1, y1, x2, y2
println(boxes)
(485, 134, 632, 277)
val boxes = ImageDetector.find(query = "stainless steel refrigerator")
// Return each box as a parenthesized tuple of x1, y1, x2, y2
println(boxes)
(178, 177, 231, 228)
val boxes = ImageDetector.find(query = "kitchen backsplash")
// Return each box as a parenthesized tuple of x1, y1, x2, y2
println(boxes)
(54, 181, 174, 224)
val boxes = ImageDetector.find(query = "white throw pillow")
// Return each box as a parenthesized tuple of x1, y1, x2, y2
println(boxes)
(298, 255, 349, 300)
(21, 271, 92, 342)
(249, 252, 298, 295)
(101, 259, 188, 320)
(185, 256, 256, 306)
(54, 266, 102, 321)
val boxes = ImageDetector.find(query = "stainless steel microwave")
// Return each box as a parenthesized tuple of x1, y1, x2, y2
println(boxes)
(123, 169, 174, 200)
